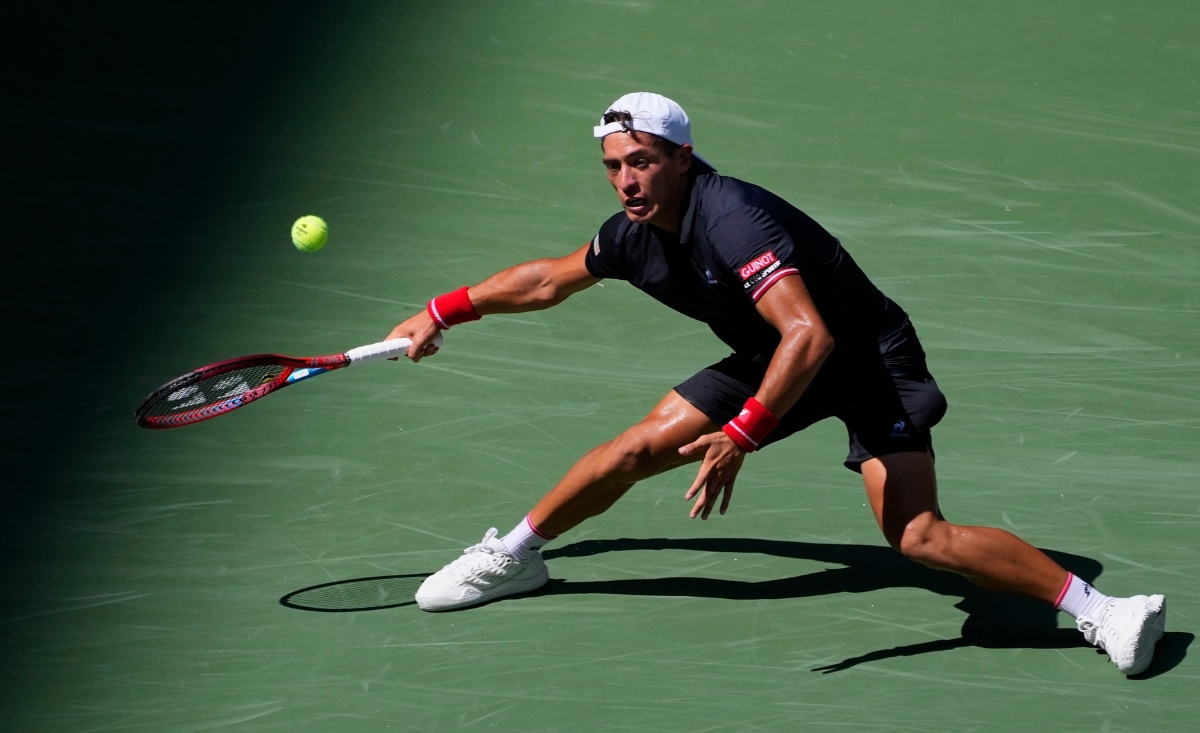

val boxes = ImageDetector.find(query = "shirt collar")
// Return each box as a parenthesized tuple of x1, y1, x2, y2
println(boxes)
(678, 172, 707, 246)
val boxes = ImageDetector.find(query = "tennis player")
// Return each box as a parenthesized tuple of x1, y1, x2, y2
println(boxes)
(386, 92, 1165, 675)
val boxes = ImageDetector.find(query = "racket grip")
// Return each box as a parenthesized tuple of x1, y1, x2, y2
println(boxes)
(346, 332, 444, 365)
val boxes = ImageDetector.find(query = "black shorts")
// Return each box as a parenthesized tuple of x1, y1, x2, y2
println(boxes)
(675, 320, 948, 473)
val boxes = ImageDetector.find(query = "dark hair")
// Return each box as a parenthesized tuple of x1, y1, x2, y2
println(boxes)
(600, 109, 682, 156)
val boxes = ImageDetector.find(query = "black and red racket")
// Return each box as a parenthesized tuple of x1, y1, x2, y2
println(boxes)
(135, 333, 442, 429)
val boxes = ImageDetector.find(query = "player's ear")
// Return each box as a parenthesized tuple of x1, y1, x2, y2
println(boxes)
(677, 143, 694, 174)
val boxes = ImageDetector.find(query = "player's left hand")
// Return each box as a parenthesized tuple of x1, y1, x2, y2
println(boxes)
(679, 431, 746, 520)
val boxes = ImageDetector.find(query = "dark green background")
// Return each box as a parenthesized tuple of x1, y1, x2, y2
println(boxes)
(4, 1, 1197, 730)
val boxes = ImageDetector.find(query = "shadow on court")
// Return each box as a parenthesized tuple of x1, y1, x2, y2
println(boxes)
(279, 537, 1190, 678)
(281, 573, 429, 613)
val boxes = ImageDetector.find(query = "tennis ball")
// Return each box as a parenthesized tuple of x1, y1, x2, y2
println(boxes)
(291, 215, 328, 252)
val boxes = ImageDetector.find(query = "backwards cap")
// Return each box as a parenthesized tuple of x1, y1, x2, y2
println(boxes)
(593, 92, 713, 169)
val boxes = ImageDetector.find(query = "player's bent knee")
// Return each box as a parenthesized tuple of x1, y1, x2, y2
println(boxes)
(896, 515, 952, 569)
(604, 427, 668, 480)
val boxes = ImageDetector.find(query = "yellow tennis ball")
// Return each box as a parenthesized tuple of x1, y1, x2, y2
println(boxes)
(291, 215, 328, 252)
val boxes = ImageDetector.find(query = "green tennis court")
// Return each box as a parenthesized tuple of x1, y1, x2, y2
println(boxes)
(4, 1, 1198, 730)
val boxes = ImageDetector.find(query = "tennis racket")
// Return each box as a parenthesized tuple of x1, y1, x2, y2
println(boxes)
(135, 333, 443, 429)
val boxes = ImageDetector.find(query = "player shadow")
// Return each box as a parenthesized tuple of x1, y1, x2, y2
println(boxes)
(536, 537, 1191, 678)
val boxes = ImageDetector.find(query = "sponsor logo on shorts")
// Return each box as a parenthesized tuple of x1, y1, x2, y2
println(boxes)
(704, 267, 719, 285)
(891, 420, 910, 437)
(739, 252, 777, 280)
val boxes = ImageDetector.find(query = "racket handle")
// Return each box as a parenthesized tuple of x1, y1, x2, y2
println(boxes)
(345, 332, 444, 365)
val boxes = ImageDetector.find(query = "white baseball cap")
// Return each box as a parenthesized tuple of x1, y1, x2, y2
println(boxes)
(593, 92, 713, 169)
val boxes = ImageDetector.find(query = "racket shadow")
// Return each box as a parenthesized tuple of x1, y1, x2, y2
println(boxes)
(280, 573, 430, 613)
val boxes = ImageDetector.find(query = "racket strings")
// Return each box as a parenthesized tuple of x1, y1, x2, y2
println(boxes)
(142, 363, 287, 417)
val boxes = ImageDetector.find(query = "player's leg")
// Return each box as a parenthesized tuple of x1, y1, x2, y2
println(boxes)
(416, 352, 766, 612)
(415, 390, 714, 612)
(527, 391, 715, 537)
(861, 450, 1066, 601)
(848, 316, 1165, 674)
(862, 450, 1166, 675)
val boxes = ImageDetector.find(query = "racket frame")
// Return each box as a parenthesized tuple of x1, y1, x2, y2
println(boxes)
(135, 352, 350, 429)
(135, 336, 430, 430)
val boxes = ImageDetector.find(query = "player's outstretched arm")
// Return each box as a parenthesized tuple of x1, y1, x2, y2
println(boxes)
(386, 244, 599, 361)
(469, 243, 599, 315)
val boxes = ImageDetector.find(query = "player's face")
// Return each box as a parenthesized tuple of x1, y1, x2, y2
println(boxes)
(601, 133, 693, 232)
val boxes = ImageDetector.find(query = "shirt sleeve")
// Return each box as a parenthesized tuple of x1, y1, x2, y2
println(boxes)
(583, 213, 630, 280)
(709, 207, 801, 303)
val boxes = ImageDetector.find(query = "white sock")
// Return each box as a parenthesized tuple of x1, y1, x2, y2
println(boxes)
(500, 514, 555, 562)
(1055, 573, 1114, 622)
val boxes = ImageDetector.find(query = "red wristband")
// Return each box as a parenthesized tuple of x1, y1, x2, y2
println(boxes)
(427, 286, 480, 329)
(722, 397, 780, 452)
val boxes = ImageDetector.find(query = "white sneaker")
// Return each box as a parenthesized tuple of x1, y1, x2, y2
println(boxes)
(1078, 594, 1166, 676)
(415, 528, 549, 612)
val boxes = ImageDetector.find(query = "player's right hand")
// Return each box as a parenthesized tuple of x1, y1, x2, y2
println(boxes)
(385, 311, 442, 363)
(679, 431, 746, 520)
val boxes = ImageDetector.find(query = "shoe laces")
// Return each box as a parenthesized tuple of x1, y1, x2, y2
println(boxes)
(1076, 600, 1119, 649)
(1077, 617, 1101, 646)
(441, 529, 514, 583)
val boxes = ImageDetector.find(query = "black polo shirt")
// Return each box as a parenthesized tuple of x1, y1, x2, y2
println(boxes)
(584, 171, 908, 356)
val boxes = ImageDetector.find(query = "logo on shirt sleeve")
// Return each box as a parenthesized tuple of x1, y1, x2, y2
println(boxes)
(593, 232, 601, 255)
(738, 252, 777, 280)
(737, 251, 800, 301)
